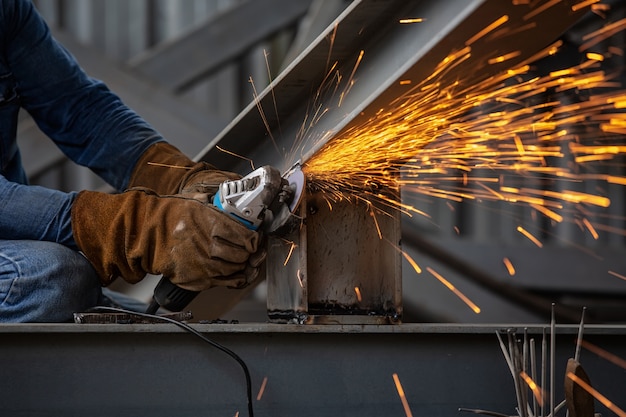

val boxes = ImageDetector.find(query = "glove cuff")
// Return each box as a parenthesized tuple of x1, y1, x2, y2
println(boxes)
(71, 190, 151, 286)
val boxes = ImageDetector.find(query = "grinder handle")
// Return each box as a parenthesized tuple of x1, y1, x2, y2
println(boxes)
(146, 179, 242, 315)
(146, 276, 199, 314)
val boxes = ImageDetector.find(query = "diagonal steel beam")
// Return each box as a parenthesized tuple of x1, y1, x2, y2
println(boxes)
(196, 0, 589, 174)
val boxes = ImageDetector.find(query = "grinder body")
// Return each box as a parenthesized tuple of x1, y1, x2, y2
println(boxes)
(147, 165, 303, 314)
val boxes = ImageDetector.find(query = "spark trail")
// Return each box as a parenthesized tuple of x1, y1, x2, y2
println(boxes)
(301, 3, 626, 241)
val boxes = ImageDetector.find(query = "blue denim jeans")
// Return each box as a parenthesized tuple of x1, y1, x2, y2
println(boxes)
(0, 240, 102, 322)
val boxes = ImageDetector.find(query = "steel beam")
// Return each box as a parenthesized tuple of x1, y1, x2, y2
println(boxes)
(266, 189, 403, 324)
(197, 0, 588, 173)
(0, 323, 624, 417)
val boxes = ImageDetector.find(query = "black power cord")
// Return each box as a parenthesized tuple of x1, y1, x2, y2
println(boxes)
(91, 306, 254, 417)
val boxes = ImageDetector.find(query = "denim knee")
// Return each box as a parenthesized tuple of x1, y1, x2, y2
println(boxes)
(0, 240, 102, 322)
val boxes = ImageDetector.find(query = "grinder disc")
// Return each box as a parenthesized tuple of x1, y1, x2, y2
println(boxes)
(284, 165, 305, 213)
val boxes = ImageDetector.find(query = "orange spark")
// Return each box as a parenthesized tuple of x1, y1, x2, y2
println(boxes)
(608, 270, 626, 282)
(466, 15, 510, 46)
(503, 258, 516, 276)
(518, 39, 563, 65)
(369, 207, 383, 239)
(606, 176, 626, 186)
(513, 134, 525, 154)
(402, 251, 422, 274)
(216, 145, 255, 171)
(488, 50, 522, 65)
(299, 7, 626, 247)
(249, 76, 280, 157)
(256, 376, 268, 401)
(592, 3, 612, 13)
(426, 267, 481, 314)
(354, 287, 362, 302)
(571, 0, 600, 12)
(582, 218, 599, 240)
(523, 0, 562, 21)
(325, 23, 338, 71)
(517, 226, 543, 248)
(567, 372, 626, 417)
(520, 371, 544, 407)
(284, 241, 297, 266)
(580, 18, 626, 51)
(586, 52, 604, 61)
(339, 50, 364, 106)
(530, 204, 563, 223)
(399, 18, 424, 24)
(392, 373, 414, 417)
(580, 339, 626, 370)
(146, 162, 190, 170)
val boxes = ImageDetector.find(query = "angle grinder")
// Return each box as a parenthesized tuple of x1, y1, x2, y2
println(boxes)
(146, 163, 305, 314)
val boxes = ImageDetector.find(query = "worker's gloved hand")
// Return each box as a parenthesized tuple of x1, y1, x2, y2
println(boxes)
(178, 168, 241, 204)
(71, 188, 260, 292)
(128, 142, 240, 197)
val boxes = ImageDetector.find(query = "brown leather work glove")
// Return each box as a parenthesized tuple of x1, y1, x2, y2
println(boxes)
(128, 142, 240, 197)
(71, 188, 262, 292)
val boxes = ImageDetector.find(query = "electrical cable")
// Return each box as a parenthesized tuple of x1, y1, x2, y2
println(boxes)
(91, 306, 254, 417)
(145, 300, 159, 315)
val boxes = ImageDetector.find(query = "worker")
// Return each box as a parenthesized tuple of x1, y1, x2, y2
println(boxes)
(0, 0, 264, 322)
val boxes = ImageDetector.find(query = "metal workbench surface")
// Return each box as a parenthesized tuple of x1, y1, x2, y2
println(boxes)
(1, 321, 626, 334)
(1, 322, 624, 417)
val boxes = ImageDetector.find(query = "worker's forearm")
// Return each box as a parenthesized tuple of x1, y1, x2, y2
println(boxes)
(2, 0, 162, 191)
(0, 176, 76, 249)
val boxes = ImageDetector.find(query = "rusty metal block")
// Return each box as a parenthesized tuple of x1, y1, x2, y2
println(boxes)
(267, 189, 402, 324)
